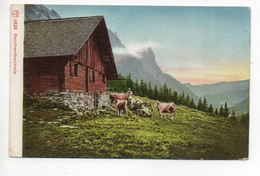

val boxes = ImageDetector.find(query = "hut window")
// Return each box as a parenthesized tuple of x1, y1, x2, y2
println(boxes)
(102, 74, 106, 84)
(88, 70, 91, 83)
(69, 62, 73, 76)
(74, 64, 78, 76)
(92, 71, 95, 83)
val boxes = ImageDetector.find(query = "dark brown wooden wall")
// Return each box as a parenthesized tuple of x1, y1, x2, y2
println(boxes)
(24, 58, 61, 93)
(64, 63, 86, 92)
(64, 33, 107, 93)
(88, 68, 107, 93)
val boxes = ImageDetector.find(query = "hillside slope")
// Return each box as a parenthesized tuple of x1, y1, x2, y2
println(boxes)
(23, 95, 248, 159)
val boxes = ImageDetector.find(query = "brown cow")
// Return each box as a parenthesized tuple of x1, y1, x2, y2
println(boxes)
(155, 101, 176, 119)
(114, 99, 128, 117)
(110, 93, 131, 117)
(110, 93, 130, 101)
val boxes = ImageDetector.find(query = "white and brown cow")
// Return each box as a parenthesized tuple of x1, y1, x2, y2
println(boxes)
(110, 93, 131, 117)
(114, 99, 128, 117)
(155, 101, 176, 119)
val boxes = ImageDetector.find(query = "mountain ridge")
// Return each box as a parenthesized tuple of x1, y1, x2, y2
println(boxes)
(186, 79, 249, 114)
(185, 79, 249, 87)
(186, 79, 249, 97)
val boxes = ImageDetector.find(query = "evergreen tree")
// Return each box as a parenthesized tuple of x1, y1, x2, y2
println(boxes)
(230, 110, 236, 120)
(219, 105, 224, 116)
(158, 83, 169, 102)
(139, 79, 144, 97)
(168, 87, 172, 102)
(108, 73, 127, 92)
(241, 111, 249, 128)
(122, 83, 127, 92)
(197, 98, 203, 110)
(190, 98, 196, 109)
(148, 82, 153, 99)
(143, 81, 148, 97)
(179, 91, 186, 105)
(215, 108, 219, 115)
(153, 85, 159, 100)
(126, 74, 134, 92)
(208, 104, 214, 113)
(158, 86, 163, 101)
(186, 95, 190, 107)
(172, 91, 178, 104)
(202, 97, 208, 112)
(134, 79, 140, 96)
(223, 102, 229, 117)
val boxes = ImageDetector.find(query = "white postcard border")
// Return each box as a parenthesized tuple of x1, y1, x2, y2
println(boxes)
(9, 4, 24, 157)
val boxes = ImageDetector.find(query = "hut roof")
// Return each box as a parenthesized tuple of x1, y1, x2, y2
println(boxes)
(24, 16, 118, 79)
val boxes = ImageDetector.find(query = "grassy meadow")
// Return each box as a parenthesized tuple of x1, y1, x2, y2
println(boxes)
(23, 95, 249, 159)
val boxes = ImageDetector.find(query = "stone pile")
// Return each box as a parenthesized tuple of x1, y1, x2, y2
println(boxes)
(128, 98, 153, 117)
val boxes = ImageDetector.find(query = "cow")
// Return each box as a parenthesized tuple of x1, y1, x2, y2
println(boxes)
(110, 92, 131, 117)
(155, 101, 176, 119)
(114, 99, 128, 117)
(110, 93, 130, 101)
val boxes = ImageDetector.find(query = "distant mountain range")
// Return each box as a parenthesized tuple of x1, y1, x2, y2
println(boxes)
(25, 4, 249, 114)
(185, 80, 249, 97)
(229, 97, 249, 115)
(186, 80, 249, 114)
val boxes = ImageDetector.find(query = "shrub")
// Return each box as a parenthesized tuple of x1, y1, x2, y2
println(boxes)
(23, 92, 72, 111)
(23, 92, 39, 107)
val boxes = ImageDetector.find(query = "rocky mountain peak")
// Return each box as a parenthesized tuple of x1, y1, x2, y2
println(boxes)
(108, 29, 126, 48)
(25, 4, 61, 21)
(138, 47, 155, 61)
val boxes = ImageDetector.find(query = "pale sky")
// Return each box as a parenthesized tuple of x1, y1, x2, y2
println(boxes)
(46, 5, 250, 85)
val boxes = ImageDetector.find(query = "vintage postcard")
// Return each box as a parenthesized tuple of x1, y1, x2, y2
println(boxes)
(10, 4, 250, 159)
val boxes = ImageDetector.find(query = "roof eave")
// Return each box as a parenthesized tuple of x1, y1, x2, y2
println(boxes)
(24, 55, 74, 59)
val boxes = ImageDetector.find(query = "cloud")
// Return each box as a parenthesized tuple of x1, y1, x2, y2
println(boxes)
(126, 41, 161, 59)
(112, 41, 161, 59)
(112, 47, 130, 55)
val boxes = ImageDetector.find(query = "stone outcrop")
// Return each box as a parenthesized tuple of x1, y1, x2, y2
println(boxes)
(128, 98, 153, 117)
(44, 91, 98, 113)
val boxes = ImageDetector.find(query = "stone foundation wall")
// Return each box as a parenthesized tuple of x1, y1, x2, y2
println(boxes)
(97, 94, 111, 109)
(44, 91, 111, 113)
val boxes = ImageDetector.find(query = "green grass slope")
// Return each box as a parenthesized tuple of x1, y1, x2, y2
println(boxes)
(23, 96, 249, 159)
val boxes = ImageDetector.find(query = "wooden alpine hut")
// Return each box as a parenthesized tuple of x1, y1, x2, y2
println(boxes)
(24, 16, 118, 94)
